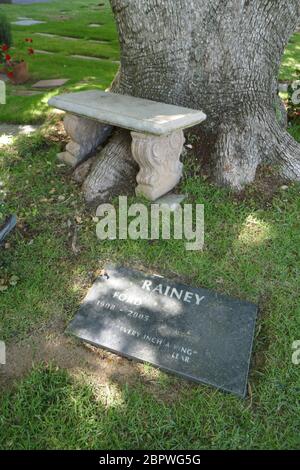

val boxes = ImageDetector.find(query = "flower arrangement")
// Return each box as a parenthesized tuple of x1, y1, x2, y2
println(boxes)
(0, 38, 34, 84)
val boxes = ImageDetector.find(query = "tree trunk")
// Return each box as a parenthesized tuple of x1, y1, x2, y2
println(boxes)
(84, 0, 300, 204)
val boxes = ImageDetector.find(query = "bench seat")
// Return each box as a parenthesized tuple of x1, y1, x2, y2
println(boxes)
(48, 90, 206, 200)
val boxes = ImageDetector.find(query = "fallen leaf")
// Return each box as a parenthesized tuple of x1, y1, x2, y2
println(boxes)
(75, 215, 83, 224)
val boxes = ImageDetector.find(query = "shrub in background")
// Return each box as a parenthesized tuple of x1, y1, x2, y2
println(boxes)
(0, 13, 12, 47)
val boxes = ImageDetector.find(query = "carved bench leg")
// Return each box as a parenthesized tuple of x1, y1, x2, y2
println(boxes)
(58, 113, 112, 167)
(131, 130, 185, 200)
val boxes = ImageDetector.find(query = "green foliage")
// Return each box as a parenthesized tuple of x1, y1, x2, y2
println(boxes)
(0, 13, 12, 47)
(288, 119, 300, 141)
(286, 71, 300, 119)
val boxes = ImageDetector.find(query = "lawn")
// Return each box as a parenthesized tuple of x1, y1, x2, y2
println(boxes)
(280, 31, 300, 81)
(0, 0, 300, 451)
(0, 0, 119, 124)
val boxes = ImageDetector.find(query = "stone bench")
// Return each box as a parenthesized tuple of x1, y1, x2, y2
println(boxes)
(48, 90, 206, 200)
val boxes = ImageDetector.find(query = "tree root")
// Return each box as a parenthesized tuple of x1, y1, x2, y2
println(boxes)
(83, 129, 138, 206)
(214, 119, 262, 189)
(270, 121, 300, 181)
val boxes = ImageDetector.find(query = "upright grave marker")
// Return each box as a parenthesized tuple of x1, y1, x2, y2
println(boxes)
(0, 80, 5, 104)
(67, 266, 258, 397)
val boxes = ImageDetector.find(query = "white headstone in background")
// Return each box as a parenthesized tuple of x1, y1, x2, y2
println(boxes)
(0, 340, 6, 365)
(0, 81, 6, 105)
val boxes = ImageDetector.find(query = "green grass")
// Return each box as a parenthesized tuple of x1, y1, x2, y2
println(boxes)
(0, 128, 300, 449)
(0, 1, 298, 124)
(0, 363, 299, 450)
(280, 32, 300, 81)
(289, 118, 300, 141)
(0, 0, 300, 451)
(0, 0, 119, 123)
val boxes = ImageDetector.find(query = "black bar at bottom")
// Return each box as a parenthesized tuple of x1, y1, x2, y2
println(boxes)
(0, 450, 298, 467)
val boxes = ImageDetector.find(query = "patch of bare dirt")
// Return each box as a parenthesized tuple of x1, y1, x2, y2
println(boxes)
(0, 317, 183, 403)
(233, 165, 288, 207)
(183, 129, 290, 208)
(1, 323, 133, 388)
(44, 119, 68, 146)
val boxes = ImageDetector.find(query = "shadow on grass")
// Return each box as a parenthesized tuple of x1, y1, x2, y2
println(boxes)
(0, 128, 300, 449)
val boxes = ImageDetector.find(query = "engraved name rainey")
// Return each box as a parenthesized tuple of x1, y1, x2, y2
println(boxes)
(112, 279, 205, 306)
(142, 280, 205, 304)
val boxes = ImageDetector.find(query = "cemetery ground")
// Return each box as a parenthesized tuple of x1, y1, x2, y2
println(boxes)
(0, 0, 300, 451)
(0, 0, 119, 124)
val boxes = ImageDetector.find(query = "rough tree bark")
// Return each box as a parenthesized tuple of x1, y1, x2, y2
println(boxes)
(83, 0, 300, 205)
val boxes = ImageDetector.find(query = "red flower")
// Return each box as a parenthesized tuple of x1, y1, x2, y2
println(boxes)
(25, 38, 33, 43)
(1, 44, 9, 51)
(5, 54, 11, 62)
(7, 71, 14, 79)
(28, 48, 34, 55)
